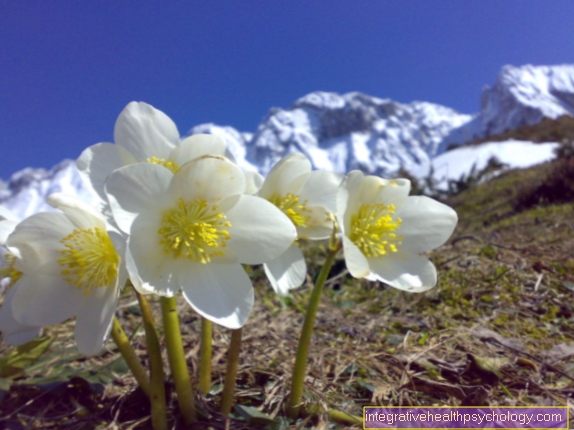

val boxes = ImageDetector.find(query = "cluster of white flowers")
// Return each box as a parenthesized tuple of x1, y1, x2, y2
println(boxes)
(0, 102, 457, 355)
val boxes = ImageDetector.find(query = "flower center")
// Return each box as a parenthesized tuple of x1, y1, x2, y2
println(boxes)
(0, 253, 22, 288)
(350, 204, 403, 257)
(158, 198, 231, 263)
(268, 193, 310, 228)
(57, 228, 120, 295)
(147, 156, 180, 173)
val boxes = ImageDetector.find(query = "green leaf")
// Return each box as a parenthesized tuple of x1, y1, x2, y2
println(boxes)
(0, 336, 54, 379)
(418, 331, 429, 345)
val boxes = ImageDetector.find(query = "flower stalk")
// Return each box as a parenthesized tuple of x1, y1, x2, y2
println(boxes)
(199, 317, 213, 395)
(111, 316, 151, 398)
(304, 405, 362, 426)
(287, 243, 341, 419)
(137, 292, 168, 430)
(219, 327, 243, 415)
(160, 296, 197, 424)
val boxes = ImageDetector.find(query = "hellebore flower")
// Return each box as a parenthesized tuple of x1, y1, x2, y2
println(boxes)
(0, 194, 126, 355)
(105, 155, 297, 328)
(337, 171, 457, 291)
(257, 153, 341, 295)
(77, 102, 228, 206)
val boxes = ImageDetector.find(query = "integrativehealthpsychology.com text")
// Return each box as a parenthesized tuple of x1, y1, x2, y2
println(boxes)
(362, 406, 568, 429)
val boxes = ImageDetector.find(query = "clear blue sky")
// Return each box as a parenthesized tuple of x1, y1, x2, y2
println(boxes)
(1, 1, 573, 180)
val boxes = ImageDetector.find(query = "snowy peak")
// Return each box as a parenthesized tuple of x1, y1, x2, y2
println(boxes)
(439, 64, 574, 152)
(243, 91, 472, 177)
(0, 160, 93, 220)
(481, 64, 574, 134)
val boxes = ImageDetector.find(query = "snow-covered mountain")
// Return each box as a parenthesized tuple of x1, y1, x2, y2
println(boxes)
(439, 64, 574, 153)
(190, 92, 472, 178)
(1, 63, 572, 219)
(0, 160, 95, 220)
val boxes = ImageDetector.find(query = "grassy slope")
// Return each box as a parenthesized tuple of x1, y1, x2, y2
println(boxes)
(0, 157, 573, 429)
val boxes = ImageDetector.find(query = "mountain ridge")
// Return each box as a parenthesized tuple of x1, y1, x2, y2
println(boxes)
(1, 63, 573, 220)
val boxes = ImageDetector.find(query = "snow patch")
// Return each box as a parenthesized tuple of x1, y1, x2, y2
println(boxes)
(430, 140, 560, 190)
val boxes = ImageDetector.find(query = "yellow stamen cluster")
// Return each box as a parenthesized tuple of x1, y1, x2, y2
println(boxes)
(269, 193, 311, 228)
(0, 253, 23, 288)
(147, 156, 180, 173)
(57, 228, 120, 295)
(158, 198, 231, 263)
(350, 204, 403, 257)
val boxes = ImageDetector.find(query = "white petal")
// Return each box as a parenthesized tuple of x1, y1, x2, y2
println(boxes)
(336, 175, 351, 235)
(5, 328, 41, 346)
(171, 134, 227, 166)
(7, 213, 74, 267)
(180, 263, 254, 329)
(353, 175, 391, 209)
(258, 153, 311, 199)
(342, 235, 371, 278)
(108, 230, 129, 287)
(244, 171, 264, 195)
(0, 220, 17, 246)
(124, 246, 145, 293)
(368, 252, 437, 292)
(296, 205, 333, 240)
(374, 178, 411, 210)
(0, 284, 41, 345)
(105, 163, 173, 234)
(76, 142, 138, 202)
(47, 193, 106, 230)
(397, 196, 458, 254)
(8, 212, 71, 248)
(114, 102, 179, 161)
(124, 245, 162, 295)
(339, 170, 376, 232)
(170, 156, 246, 203)
(128, 216, 179, 297)
(75, 280, 119, 355)
(225, 195, 297, 264)
(263, 245, 306, 296)
(12, 271, 84, 326)
(299, 170, 341, 213)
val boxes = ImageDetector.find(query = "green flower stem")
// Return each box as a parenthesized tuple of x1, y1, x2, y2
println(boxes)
(219, 328, 243, 415)
(305, 405, 362, 426)
(327, 408, 363, 426)
(137, 292, 168, 430)
(111, 316, 151, 398)
(160, 296, 197, 424)
(287, 244, 341, 419)
(199, 317, 213, 394)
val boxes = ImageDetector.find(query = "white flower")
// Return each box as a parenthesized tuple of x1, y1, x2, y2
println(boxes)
(337, 171, 457, 292)
(257, 153, 341, 295)
(77, 102, 229, 206)
(0, 194, 126, 355)
(105, 155, 297, 328)
(0, 216, 40, 345)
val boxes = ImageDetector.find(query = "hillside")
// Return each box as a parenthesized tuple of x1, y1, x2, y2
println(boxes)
(0, 152, 572, 429)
